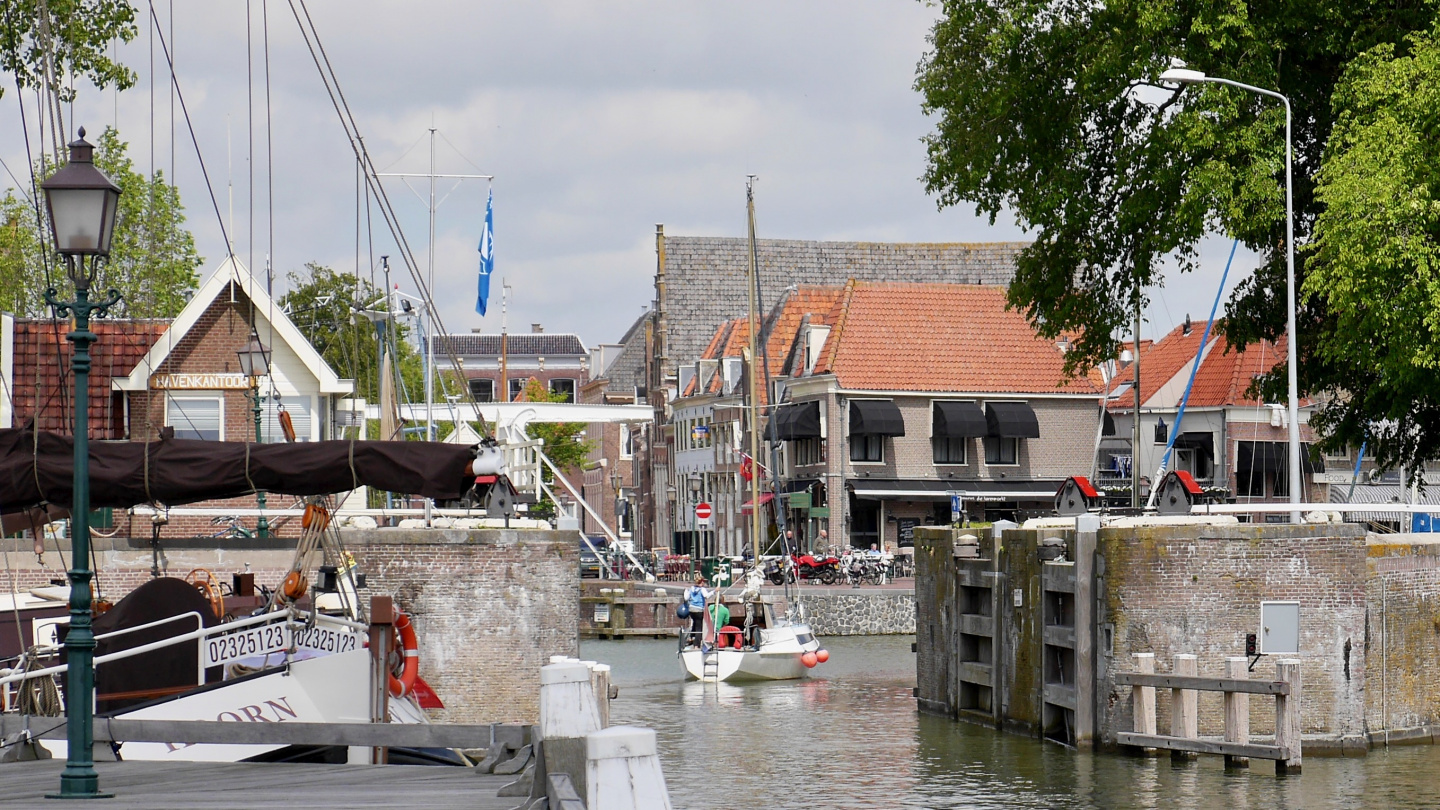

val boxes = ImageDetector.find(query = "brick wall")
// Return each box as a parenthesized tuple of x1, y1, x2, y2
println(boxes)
(0, 527, 578, 725)
(1366, 536, 1440, 736)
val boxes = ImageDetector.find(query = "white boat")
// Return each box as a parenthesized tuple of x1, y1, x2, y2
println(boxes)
(679, 619, 820, 682)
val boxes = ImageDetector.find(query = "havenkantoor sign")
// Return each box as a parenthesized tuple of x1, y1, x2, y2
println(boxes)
(150, 373, 252, 390)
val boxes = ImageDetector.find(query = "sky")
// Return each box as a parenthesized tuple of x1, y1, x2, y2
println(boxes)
(0, 1, 1259, 354)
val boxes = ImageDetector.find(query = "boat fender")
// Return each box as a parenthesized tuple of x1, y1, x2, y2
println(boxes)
(801, 652, 818, 668)
(815, 649, 830, 664)
(389, 612, 421, 698)
(278, 408, 297, 443)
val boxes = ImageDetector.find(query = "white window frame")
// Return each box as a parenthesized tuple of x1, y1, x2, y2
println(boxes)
(167, 394, 224, 441)
(619, 425, 634, 459)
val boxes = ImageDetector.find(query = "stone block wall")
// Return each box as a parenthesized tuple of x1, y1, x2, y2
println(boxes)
(1366, 535, 1440, 737)
(1098, 524, 1368, 743)
(802, 591, 915, 635)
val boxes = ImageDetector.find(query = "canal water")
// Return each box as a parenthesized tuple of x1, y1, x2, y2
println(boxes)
(581, 635, 1440, 809)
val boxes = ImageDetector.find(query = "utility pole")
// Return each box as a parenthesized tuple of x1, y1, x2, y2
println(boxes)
(1132, 280, 1142, 509)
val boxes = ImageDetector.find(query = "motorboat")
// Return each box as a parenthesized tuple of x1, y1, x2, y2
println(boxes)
(679, 596, 825, 682)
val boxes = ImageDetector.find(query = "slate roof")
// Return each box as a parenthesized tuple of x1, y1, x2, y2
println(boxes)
(434, 333, 587, 357)
(593, 311, 652, 392)
(812, 283, 1100, 395)
(12, 319, 169, 438)
(652, 236, 1027, 372)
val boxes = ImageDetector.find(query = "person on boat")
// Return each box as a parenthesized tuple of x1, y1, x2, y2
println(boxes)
(682, 573, 711, 649)
(740, 564, 764, 647)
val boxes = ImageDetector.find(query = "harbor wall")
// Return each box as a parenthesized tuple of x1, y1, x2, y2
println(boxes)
(914, 522, 1440, 752)
(1, 527, 579, 725)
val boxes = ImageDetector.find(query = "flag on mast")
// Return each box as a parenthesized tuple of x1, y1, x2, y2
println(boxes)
(475, 188, 495, 316)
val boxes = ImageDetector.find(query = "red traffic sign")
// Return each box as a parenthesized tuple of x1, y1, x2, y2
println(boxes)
(695, 502, 713, 520)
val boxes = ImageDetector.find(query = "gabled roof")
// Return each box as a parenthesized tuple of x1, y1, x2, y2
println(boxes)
(811, 282, 1100, 395)
(1112, 319, 1298, 410)
(435, 333, 587, 357)
(114, 257, 350, 394)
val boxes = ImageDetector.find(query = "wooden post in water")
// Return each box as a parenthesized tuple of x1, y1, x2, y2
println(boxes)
(1224, 656, 1250, 769)
(1131, 652, 1156, 745)
(1275, 659, 1303, 774)
(541, 661, 604, 801)
(1170, 654, 1199, 761)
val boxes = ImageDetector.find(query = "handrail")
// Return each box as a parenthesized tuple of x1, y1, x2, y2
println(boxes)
(536, 448, 651, 579)
(0, 608, 366, 688)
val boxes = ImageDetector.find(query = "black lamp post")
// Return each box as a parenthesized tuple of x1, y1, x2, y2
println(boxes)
(238, 335, 272, 538)
(40, 127, 120, 800)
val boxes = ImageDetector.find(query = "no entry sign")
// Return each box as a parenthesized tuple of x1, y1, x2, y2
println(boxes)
(695, 502, 713, 520)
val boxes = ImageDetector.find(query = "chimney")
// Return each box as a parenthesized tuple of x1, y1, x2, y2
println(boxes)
(531, 323, 544, 333)
(1182, 315, 1192, 336)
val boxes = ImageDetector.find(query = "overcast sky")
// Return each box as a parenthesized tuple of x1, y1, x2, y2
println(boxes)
(1, 1, 1256, 352)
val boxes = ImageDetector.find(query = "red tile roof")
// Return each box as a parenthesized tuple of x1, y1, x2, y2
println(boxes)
(12, 319, 169, 438)
(812, 283, 1100, 394)
(688, 287, 846, 403)
(1112, 321, 1215, 406)
(1111, 320, 1297, 409)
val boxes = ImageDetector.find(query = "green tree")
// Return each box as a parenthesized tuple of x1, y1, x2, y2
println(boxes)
(279, 262, 424, 406)
(915, 0, 1436, 469)
(0, 126, 201, 317)
(521, 378, 593, 521)
(1304, 25, 1440, 473)
(0, 0, 136, 100)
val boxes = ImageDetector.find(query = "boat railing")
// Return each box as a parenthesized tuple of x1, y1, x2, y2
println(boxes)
(0, 607, 366, 695)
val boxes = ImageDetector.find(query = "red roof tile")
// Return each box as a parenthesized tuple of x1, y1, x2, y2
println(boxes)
(12, 319, 169, 438)
(813, 283, 1100, 394)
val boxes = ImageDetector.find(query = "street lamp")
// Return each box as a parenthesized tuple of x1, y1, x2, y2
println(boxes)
(238, 334, 273, 538)
(39, 127, 120, 799)
(1158, 67, 1301, 521)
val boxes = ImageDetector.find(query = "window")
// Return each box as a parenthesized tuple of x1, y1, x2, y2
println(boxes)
(984, 436, 1018, 465)
(933, 437, 967, 465)
(468, 378, 495, 402)
(261, 400, 313, 443)
(620, 425, 634, 459)
(1272, 465, 1288, 498)
(850, 434, 883, 463)
(168, 396, 222, 441)
(508, 378, 526, 401)
(795, 437, 825, 466)
(549, 378, 576, 403)
(1238, 466, 1266, 497)
(1324, 445, 1351, 463)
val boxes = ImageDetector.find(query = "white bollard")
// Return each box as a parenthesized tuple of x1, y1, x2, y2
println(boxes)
(586, 726, 673, 810)
(540, 661, 603, 803)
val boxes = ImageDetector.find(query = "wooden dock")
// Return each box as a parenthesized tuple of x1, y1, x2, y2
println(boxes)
(0, 759, 519, 809)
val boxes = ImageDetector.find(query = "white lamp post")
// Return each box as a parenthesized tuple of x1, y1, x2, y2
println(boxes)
(1159, 67, 1301, 522)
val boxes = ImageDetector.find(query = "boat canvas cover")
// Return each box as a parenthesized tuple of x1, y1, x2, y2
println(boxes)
(0, 428, 476, 511)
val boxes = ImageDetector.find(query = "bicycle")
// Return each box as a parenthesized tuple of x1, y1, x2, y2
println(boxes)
(209, 515, 256, 540)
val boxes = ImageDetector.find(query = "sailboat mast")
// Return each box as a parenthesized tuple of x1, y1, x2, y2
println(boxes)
(746, 178, 762, 564)
(425, 127, 436, 441)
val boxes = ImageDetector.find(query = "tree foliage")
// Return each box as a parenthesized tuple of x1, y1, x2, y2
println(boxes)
(0, 0, 136, 100)
(521, 378, 593, 521)
(1304, 24, 1440, 472)
(916, 0, 1437, 472)
(0, 126, 201, 317)
(279, 263, 425, 406)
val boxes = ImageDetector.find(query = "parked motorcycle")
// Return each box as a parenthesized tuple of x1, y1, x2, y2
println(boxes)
(790, 553, 840, 585)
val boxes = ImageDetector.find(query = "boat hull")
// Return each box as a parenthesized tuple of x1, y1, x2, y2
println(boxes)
(680, 623, 821, 682)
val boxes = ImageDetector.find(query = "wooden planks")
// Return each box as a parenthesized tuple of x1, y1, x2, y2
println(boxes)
(1116, 733, 1286, 761)
(1114, 672, 1289, 695)
(0, 760, 519, 810)
(0, 717, 515, 749)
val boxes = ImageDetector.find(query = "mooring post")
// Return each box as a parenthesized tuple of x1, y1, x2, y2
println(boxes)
(540, 660, 604, 803)
(1224, 656, 1250, 769)
(1132, 652, 1156, 742)
(1171, 654, 1198, 761)
(368, 595, 395, 765)
(585, 726, 674, 810)
(1275, 659, 1303, 774)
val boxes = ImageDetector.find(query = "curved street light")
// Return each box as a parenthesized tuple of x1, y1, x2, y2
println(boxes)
(1158, 68, 1301, 522)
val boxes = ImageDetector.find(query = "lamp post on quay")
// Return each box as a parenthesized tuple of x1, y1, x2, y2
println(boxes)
(238, 334, 273, 538)
(39, 127, 120, 799)
(1158, 67, 1301, 522)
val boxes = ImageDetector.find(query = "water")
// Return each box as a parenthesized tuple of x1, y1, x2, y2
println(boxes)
(582, 635, 1440, 809)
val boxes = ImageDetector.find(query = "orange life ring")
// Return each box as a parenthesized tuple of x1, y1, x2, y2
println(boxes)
(389, 612, 420, 698)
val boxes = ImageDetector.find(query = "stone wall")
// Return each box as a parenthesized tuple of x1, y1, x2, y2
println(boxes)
(802, 591, 915, 636)
(1366, 535, 1440, 740)
(1, 527, 579, 725)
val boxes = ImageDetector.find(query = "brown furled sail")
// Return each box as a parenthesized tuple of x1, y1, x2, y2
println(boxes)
(0, 427, 477, 511)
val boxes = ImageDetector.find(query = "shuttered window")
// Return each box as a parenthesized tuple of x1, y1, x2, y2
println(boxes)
(167, 396, 222, 441)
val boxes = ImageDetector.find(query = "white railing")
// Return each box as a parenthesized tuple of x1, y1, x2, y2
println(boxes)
(0, 607, 366, 692)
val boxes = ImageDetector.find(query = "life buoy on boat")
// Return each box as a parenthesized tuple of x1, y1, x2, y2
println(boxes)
(389, 612, 420, 698)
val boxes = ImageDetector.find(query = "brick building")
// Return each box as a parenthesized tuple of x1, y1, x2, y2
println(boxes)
(434, 325, 589, 403)
(2, 257, 354, 538)
(667, 281, 1103, 555)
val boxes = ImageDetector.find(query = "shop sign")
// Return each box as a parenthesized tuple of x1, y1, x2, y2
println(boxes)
(151, 372, 252, 390)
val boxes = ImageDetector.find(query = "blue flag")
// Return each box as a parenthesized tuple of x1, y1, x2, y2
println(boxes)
(476, 188, 494, 316)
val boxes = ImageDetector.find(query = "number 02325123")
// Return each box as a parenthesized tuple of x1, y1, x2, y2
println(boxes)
(204, 623, 362, 667)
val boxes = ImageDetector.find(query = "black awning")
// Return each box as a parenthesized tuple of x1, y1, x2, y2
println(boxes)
(1173, 431, 1214, 456)
(764, 406, 793, 441)
(985, 401, 1040, 438)
(778, 401, 822, 440)
(850, 400, 905, 437)
(933, 401, 987, 438)
(1237, 440, 1322, 474)
(1102, 411, 1116, 436)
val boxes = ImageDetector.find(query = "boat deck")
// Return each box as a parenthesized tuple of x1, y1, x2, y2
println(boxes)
(0, 760, 520, 810)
